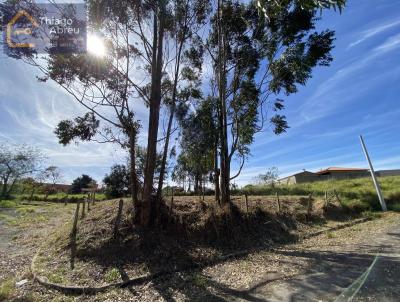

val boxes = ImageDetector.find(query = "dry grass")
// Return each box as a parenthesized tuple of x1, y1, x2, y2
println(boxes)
(32, 195, 359, 288)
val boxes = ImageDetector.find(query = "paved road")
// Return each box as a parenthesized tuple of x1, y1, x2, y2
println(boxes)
(245, 224, 400, 302)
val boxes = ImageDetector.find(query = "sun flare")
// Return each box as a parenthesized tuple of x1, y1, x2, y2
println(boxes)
(87, 34, 106, 57)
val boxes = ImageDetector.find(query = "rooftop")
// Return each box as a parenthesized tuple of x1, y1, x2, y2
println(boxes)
(316, 167, 368, 175)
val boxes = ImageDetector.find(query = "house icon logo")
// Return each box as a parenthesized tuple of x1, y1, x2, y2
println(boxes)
(6, 10, 39, 48)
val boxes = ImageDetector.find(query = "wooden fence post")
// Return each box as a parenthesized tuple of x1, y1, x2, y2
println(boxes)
(113, 199, 124, 239)
(245, 193, 249, 219)
(169, 188, 175, 216)
(81, 198, 86, 219)
(276, 192, 281, 213)
(324, 190, 328, 207)
(334, 190, 342, 205)
(307, 193, 313, 217)
(71, 201, 80, 237)
(87, 196, 90, 212)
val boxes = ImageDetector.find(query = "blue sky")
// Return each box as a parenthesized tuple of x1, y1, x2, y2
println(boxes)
(1, 0, 400, 186)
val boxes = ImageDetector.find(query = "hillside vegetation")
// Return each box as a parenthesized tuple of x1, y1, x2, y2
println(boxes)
(241, 176, 400, 212)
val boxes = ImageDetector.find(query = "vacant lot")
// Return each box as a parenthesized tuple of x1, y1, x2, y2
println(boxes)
(0, 192, 398, 301)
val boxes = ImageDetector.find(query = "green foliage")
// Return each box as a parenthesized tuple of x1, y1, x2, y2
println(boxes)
(0, 143, 44, 199)
(256, 167, 279, 184)
(71, 174, 95, 194)
(55, 113, 100, 146)
(174, 98, 216, 192)
(103, 165, 129, 198)
(257, 0, 346, 20)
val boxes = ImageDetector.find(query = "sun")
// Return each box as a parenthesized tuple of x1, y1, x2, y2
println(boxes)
(87, 34, 106, 57)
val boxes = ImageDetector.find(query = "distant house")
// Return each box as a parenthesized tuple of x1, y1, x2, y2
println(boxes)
(278, 167, 400, 185)
(277, 171, 319, 185)
(43, 183, 72, 193)
(278, 167, 369, 185)
(316, 167, 369, 180)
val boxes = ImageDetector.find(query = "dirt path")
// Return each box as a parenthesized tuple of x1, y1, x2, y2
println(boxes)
(198, 212, 400, 302)
(0, 203, 75, 293)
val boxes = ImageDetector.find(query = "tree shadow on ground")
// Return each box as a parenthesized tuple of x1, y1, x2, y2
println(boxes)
(136, 227, 400, 302)
(60, 199, 392, 301)
(71, 202, 298, 278)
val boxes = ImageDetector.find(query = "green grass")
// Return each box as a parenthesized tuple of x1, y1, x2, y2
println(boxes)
(104, 268, 120, 283)
(0, 213, 17, 225)
(0, 278, 15, 302)
(190, 272, 209, 289)
(16, 193, 106, 202)
(0, 200, 17, 208)
(240, 176, 400, 213)
(48, 272, 65, 284)
(326, 231, 336, 239)
(0, 200, 75, 227)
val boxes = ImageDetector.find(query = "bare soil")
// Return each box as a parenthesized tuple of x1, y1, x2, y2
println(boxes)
(1, 196, 395, 302)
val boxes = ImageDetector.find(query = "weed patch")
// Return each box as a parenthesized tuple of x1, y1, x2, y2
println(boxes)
(0, 278, 15, 302)
(0, 200, 17, 208)
(104, 268, 120, 283)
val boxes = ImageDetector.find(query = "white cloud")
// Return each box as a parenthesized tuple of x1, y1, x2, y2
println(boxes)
(348, 19, 400, 49)
(373, 33, 400, 53)
(296, 33, 400, 124)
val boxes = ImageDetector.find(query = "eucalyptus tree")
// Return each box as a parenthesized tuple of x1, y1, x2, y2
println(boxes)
(207, 0, 339, 205)
(257, 0, 346, 18)
(176, 98, 216, 194)
(1, 0, 198, 226)
(156, 0, 210, 200)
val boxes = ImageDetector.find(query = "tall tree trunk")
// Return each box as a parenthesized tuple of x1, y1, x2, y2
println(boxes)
(156, 105, 175, 200)
(6, 178, 18, 198)
(156, 38, 185, 200)
(214, 139, 220, 204)
(30, 187, 35, 200)
(142, 3, 166, 226)
(1, 178, 8, 199)
(217, 0, 230, 206)
(129, 131, 140, 221)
